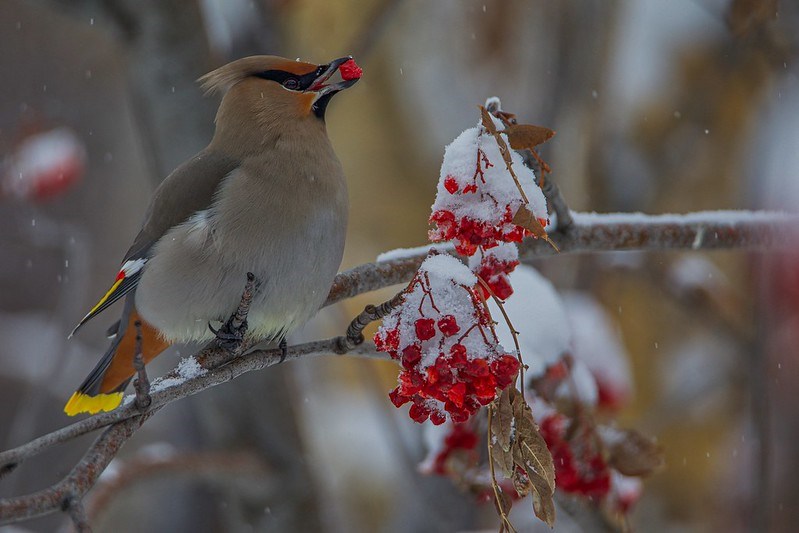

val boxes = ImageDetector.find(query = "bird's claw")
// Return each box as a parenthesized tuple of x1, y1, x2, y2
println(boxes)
(279, 337, 288, 363)
(209, 318, 248, 351)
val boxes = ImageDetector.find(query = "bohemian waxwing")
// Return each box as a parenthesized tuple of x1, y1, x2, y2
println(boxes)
(64, 55, 361, 415)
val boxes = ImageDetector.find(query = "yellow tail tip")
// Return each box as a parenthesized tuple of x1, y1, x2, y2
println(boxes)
(64, 391, 124, 416)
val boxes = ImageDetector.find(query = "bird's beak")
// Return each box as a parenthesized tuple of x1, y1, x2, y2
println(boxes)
(309, 57, 360, 96)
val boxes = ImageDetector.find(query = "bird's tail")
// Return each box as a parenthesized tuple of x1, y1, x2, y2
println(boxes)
(64, 308, 170, 416)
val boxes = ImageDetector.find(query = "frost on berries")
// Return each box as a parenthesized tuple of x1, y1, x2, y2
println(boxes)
(469, 242, 520, 300)
(374, 252, 520, 425)
(429, 112, 548, 257)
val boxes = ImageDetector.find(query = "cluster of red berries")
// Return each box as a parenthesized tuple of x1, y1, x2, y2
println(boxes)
(430, 203, 532, 257)
(374, 254, 521, 425)
(429, 125, 548, 257)
(376, 314, 521, 425)
(539, 413, 611, 499)
(429, 423, 480, 475)
(470, 244, 521, 300)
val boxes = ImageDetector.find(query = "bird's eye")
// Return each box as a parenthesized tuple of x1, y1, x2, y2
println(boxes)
(283, 78, 299, 90)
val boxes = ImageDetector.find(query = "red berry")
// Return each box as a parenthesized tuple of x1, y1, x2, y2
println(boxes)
(426, 365, 440, 385)
(473, 375, 497, 401)
(449, 407, 470, 423)
(415, 318, 436, 341)
(437, 315, 460, 336)
(447, 382, 467, 407)
(464, 358, 490, 377)
(388, 387, 409, 407)
(429, 410, 447, 425)
(490, 275, 514, 300)
(491, 355, 520, 389)
(409, 402, 431, 423)
(374, 327, 399, 353)
(444, 176, 459, 194)
(338, 58, 363, 81)
(401, 344, 422, 367)
(449, 344, 467, 366)
(398, 371, 422, 396)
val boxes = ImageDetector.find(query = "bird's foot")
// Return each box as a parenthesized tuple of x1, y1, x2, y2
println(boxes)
(133, 321, 152, 410)
(209, 317, 248, 352)
(279, 337, 288, 363)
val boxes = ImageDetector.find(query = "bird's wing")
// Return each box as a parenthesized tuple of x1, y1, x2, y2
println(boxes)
(70, 149, 239, 337)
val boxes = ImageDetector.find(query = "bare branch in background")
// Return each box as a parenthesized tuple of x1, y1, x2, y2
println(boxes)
(85, 451, 270, 524)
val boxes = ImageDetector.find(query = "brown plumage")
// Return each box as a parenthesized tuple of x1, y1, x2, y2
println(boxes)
(65, 55, 360, 415)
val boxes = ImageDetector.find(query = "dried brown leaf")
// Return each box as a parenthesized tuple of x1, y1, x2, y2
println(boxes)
(480, 105, 500, 137)
(480, 106, 517, 178)
(513, 206, 559, 252)
(492, 486, 514, 519)
(604, 427, 665, 477)
(504, 124, 555, 151)
(508, 387, 556, 525)
(490, 400, 516, 478)
(521, 437, 556, 494)
(532, 489, 557, 527)
(509, 387, 555, 492)
(495, 387, 514, 452)
(512, 205, 547, 239)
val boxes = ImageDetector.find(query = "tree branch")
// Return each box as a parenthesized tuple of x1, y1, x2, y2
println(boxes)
(0, 210, 795, 525)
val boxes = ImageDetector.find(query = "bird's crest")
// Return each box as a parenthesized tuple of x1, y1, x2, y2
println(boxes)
(199, 55, 318, 96)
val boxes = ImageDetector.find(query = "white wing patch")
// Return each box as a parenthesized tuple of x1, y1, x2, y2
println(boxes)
(121, 258, 148, 277)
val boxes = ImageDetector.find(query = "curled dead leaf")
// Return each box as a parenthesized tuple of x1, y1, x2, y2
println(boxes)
(504, 124, 556, 152)
(532, 489, 557, 527)
(601, 427, 665, 477)
(490, 395, 516, 478)
(512, 205, 559, 252)
(512, 205, 547, 239)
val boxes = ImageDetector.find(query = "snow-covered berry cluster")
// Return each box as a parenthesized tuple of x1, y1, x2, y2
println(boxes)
(374, 253, 520, 424)
(428, 120, 547, 256)
(1, 128, 86, 202)
(469, 243, 520, 300)
(428, 111, 548, 301)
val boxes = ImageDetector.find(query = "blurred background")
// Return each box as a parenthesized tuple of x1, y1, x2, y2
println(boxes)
(0, 0, 797, 531)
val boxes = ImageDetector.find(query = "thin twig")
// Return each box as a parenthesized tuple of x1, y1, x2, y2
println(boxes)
(0, 413, 150, 524)
(476, 275, 526, 394)
(479, 105, 530, 204)
(486, 405, 517, 533)
(339, 291, 405, 352)
(0, 339, 377, 525)
(85, 451, 270, 523)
